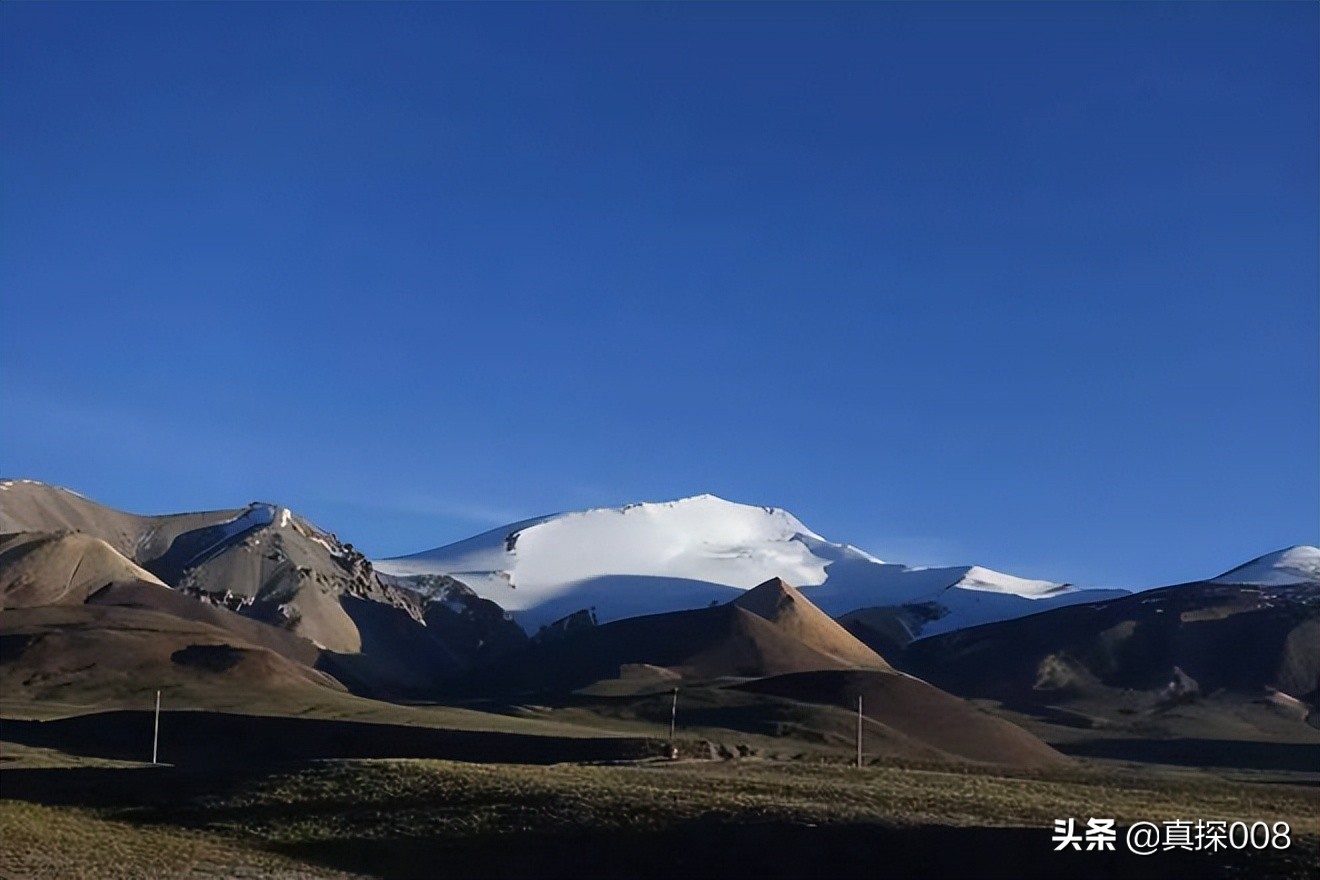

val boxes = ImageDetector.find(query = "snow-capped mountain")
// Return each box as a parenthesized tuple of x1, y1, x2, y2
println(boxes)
(375, 494, 1125, 636)
(1210, 545, 1320, 587)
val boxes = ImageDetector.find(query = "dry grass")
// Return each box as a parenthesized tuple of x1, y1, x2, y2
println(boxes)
(3, 753, 1317, 879)
(0, 801, 360, 879)
(190, 758, 1320, 845)
(0, 740, 146, 770)
(0, 691, 625, 739)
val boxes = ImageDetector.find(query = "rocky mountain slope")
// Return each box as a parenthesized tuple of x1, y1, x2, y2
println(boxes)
(893, 562, 1320, 738)
(0, 480, 525, 698)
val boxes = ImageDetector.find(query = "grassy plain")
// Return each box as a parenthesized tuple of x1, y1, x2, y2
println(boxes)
(3, 735, 1316, 879)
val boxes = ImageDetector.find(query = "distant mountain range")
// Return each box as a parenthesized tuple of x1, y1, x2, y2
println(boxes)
(6, 480, 1314, 645)
(2, 477, 1316, 766)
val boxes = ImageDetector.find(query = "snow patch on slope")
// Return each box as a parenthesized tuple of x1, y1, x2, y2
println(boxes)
(203, 503, 274, 545)
(0, 478, 86, 498)
(1211, 546, 1320, 587)
(168, 503, 277, 570)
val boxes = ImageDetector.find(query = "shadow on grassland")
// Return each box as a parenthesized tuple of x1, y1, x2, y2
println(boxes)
(1056, 738, 1320, 773)
(1, 765, 1315, 880)
(0, 710, 660, 766)
(277, 821, 1316, 880)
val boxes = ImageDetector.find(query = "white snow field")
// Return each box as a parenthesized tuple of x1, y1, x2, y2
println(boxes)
(375, 494, 1125, 635)
(1210, 545, 1320, 587)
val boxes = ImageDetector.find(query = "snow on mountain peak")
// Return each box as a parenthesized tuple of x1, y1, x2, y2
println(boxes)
(374, 495, 1106, 635)
(1210, 545, 1320, 587)
(953, 565, 1068, 596)
(376, 496, 836, 627)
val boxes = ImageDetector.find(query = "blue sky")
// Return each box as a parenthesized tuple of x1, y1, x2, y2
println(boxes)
(2, 2, 1316, 588)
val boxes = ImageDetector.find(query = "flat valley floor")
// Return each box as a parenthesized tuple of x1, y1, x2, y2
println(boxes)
(2, 709, 1317, 880)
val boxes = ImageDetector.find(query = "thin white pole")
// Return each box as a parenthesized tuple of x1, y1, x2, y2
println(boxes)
(668, 687, 678, 758)
(855, 695, 863, 769)
(152, 690, 161, 765)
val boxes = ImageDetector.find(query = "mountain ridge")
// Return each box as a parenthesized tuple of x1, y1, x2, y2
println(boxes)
(5, 480, 1308, 648)
(1211, 545, 1320, 587)
(376, 493, 1126, 635)
(0, 479, 528, 697)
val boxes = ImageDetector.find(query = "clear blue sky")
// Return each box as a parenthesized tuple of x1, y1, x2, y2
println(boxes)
(3, 2, 1316, 588)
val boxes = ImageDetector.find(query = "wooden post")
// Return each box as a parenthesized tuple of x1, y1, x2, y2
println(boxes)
(152, 690, 161, 765)
(855, 695, 863, 768)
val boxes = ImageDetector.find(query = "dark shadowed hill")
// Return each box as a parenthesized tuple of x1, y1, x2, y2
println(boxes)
(892, 580, 1320, 745)
(470, 601, 854, 695)
(465, 577, 1065, 767)
(0, 711, 657, 767)
(475, 577, 892, 695)
(0, 604, 345, 711)
(900, 582, 1320, 703)
(737, 669, 1066, 767)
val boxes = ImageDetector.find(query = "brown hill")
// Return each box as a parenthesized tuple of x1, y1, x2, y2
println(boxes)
(0, 604, 345, 712)
(737, 669, 1067, 768)
(0, 532, 319, 668)
(150, 527, 528, 694)
(471, 579, 898, 695)
(0, 482, 402, 653)
(164, 508, 376, 653)
(85, 580, 321, 667)
(733, 578, 892, 670)
(0, 480, 242, 561)
(467, 581, 1064, 768)
(0, 482, 528, 697)
(471, 602, 858, 695)
(0, 532, 166, 608)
